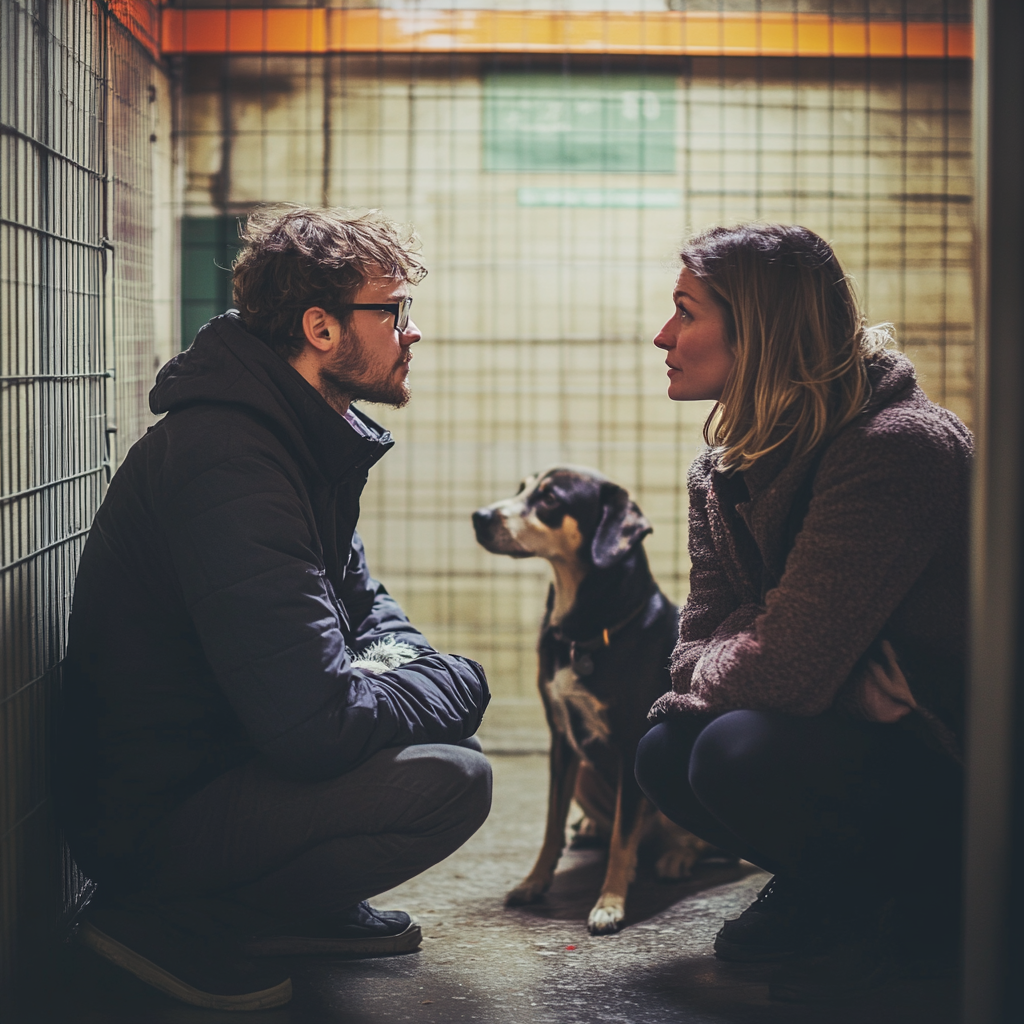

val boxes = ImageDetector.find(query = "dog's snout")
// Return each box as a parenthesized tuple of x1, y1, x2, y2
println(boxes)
(472, 508, 495, 538)
(474, 503, 532, 558)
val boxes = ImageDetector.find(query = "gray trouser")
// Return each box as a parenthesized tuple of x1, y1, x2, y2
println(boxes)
(145, 742, 492, 924)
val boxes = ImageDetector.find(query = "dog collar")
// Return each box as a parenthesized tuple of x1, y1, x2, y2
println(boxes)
(550, 593, 653, 677)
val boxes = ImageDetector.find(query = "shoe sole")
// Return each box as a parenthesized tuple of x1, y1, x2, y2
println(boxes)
(245, 920, 423, 957)
(768, 949, 905, 1002)
(713, 936, 803, 963)
(78, 921, 293, 1011)
(768, 973, 896, 1003)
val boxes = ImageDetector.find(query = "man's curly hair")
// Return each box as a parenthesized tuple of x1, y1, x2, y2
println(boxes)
(232, 206, 427, 360)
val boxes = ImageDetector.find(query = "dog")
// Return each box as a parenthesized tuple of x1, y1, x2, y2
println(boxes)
(473, 466, 710, 934)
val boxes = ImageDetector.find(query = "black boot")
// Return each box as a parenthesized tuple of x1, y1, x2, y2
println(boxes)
(713, 876, 821, 962)
(768, 897, 905, 1003)
(767, 875, 963, 1003)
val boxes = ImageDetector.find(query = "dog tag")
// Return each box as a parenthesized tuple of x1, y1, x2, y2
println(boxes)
(573, 653, 594, 676)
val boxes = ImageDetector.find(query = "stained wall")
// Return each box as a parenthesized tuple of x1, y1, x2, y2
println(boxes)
(178, 49, 971, 739)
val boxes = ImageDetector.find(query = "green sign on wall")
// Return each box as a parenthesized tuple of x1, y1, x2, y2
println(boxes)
(483, 74, 676, 174)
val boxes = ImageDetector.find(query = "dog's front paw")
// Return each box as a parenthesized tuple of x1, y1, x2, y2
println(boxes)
(505, 877, 550, 906)
(569, 815, 609, 850)
(587, 895, 626, 934)
(653, 817, 711, 881)
(655, 847, 696, 881)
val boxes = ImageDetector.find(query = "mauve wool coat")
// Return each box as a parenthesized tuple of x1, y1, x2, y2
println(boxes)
(648, 351, 972, 753)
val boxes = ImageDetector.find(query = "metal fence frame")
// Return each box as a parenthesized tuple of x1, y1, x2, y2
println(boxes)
(7, 1, 1021, 1018)
(965, 1, 1024, 1021)
(0, 0, 171, 1003)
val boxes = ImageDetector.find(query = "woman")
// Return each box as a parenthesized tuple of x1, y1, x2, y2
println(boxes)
(635, 223, 969, 1003)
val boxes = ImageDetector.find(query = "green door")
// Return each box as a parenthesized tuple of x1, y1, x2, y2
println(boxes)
(181, 216, 243, 349)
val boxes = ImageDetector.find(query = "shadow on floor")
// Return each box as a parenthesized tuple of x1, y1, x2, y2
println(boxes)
(636, 956, 959, 1024)
(15, 753, 961, 1024)
(20, 937, 959, 1024)
(513, 850, 756, 927)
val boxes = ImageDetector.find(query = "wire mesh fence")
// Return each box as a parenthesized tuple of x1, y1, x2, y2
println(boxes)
(0, 0, 172, 999)
(174, 5, 972, 743)
(0, 0, 976, 997)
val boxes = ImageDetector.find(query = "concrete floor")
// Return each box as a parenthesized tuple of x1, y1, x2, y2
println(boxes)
(22, 752, 959, 1024)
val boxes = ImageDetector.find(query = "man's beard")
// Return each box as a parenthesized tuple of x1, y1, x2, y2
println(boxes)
(317, 331, 410, 410)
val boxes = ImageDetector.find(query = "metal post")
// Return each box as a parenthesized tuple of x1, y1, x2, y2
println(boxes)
(964, 0, 1024, 1021)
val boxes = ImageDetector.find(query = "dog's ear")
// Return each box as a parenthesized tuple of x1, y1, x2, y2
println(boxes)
(591, 483, 652, 569)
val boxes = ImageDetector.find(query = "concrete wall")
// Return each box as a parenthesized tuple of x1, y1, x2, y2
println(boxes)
(178, 52, 972, 744)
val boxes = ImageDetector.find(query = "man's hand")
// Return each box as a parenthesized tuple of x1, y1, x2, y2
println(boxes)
(855, 640, 917, 723)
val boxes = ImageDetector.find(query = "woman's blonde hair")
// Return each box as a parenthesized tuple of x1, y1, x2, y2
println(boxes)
(681, 223, 892, 472)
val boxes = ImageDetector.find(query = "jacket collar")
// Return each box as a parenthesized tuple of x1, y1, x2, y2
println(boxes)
(151, 312, 394, 484)
(723, 350, 917, 580)
(733, 442, 817, 582)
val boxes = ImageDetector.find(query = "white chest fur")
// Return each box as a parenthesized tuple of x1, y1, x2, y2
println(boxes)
(543, 665, 611, 763)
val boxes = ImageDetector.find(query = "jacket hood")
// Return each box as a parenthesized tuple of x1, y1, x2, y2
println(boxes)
(150, 312, 393, 482)
(862, 347, 916, 413)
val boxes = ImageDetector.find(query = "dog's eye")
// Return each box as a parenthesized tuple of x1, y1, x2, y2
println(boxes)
(536, 490, 559, 507)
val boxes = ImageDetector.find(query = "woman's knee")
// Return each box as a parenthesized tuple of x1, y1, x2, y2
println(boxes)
(688, 710, 792, 804)
(635, 722, 694, 806)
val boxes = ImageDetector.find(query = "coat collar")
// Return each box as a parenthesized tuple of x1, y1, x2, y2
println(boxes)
(212, 317, 395, 484)
(733, 441, 817, 583)
(718, 350, 917, 581)
(151, 312, 394, 484)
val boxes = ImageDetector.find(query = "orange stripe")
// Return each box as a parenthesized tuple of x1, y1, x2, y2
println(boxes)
(161, 8, 327, 53)
(108, 0, 161, 59)
(161, 9, 973, 60)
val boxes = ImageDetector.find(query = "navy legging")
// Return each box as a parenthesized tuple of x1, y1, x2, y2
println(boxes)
(635, 710, 962, 922)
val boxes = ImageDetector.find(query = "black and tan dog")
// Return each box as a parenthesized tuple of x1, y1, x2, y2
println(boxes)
(473, 466, 709, 934)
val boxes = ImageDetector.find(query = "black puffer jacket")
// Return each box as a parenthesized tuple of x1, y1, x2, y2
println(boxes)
(58, 312, 489, 877)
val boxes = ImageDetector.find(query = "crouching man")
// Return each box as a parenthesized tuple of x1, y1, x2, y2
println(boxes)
(56, 207, 491, 1011)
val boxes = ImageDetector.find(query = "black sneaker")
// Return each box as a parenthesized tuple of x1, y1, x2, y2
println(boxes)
(768, 899, 904, 1003)
(244, 901, 422, 957)
(713, 876, 819, 962)
(78, 894, 292, 1011)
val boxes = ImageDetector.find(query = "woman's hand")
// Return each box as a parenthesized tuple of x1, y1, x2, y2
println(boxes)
(855, 640, 918, 723)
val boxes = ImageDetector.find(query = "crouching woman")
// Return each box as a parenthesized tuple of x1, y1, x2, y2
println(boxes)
(635, 223, 969, 1002)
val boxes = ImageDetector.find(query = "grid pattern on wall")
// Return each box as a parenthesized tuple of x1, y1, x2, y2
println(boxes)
(178, 34, 972, 743)
(109, 19, 164, 458)
(0, 0, 171, 1000)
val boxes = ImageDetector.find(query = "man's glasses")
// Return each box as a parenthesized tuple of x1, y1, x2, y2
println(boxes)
(343, 296, 413, 333)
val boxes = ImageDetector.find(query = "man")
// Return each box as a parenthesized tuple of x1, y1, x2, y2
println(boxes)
(56, 208, 491, 1011)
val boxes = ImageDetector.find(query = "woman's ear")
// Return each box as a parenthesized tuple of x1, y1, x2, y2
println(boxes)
(591, 483, 652, 569)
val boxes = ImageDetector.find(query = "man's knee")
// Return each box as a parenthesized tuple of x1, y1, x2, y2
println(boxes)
(449, 746, 492, 830)
(399, 744, 492, 834)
